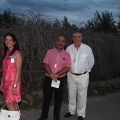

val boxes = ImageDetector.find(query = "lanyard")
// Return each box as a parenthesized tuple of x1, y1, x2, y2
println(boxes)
(55, 53, 59, 69)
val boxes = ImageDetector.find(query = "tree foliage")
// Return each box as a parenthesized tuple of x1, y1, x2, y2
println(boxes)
(62, 16, 79, 31)
(85, 11, 117, 33)
(0, 9, 19, 28)
(0, 9, 120, 90)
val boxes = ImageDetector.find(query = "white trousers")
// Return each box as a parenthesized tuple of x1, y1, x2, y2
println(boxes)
(67, 72, 89, 118)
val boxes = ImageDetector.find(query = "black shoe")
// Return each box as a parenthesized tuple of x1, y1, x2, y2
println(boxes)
(78, 116, 84, 120)
(37, 116, 47, 120)
(64, 112, 73, 118)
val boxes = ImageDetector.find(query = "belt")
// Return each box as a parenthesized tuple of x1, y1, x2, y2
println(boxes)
(70, 71, 87, 76)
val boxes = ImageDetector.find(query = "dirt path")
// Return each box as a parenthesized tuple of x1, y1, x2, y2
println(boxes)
(19, 92, 120, 120)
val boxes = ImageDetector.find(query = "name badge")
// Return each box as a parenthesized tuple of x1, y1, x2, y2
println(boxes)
(54, 64, 57, 68)
(9, 56, 16, 63)
(11, 58, 15, 63)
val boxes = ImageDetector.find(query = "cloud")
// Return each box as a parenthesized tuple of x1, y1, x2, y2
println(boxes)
(5, 0, 91, 12)
(0, 0, 119, 24)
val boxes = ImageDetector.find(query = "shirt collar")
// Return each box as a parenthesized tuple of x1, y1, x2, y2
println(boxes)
(55, 48, 64, 54)
(73, 43, 83, 50)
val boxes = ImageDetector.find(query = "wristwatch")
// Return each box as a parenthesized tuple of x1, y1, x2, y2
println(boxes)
(13, 84, 17, 87)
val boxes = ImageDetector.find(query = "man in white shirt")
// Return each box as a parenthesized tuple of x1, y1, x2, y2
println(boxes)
(64, 31, 94, 120)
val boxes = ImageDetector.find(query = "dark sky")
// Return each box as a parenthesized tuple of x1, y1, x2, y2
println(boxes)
(0, 0, 120, 25)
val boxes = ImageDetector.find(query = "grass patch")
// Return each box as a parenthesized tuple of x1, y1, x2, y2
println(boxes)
(19, 93, 43, 110)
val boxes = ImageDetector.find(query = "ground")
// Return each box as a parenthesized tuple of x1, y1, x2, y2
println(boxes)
(19, 92, 120, 120)
(0, 78, 120, 120)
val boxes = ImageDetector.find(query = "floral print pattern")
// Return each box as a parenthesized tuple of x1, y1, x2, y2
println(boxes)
(2, 51, 21, 102)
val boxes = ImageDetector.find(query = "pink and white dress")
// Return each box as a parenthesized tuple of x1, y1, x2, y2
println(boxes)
(2, 50, 21, 103)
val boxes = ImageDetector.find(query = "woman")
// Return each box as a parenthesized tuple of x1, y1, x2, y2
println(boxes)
(0, 33, 22, 111)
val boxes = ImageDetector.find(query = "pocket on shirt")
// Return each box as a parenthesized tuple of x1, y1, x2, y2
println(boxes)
(80, 54, 88, 61)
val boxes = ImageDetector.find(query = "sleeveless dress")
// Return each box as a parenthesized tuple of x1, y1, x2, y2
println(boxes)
(2, 50, 21, 103)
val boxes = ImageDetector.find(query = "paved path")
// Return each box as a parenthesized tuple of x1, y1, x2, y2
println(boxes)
(20, 92, 120, 120)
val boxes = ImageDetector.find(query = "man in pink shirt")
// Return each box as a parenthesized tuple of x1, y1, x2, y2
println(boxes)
(37, 36, 71, 120)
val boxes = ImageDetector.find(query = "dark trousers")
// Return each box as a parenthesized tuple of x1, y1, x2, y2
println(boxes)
(41, 76, 66, 120)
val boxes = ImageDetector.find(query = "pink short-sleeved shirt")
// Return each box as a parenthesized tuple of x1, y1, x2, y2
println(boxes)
(43, 48, 71, 77)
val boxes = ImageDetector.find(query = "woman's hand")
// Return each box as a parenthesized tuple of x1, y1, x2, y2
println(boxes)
(12, 86, 17, 95)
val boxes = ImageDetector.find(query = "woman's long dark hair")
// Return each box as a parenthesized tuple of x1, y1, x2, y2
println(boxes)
(3, 33, 19, 59)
